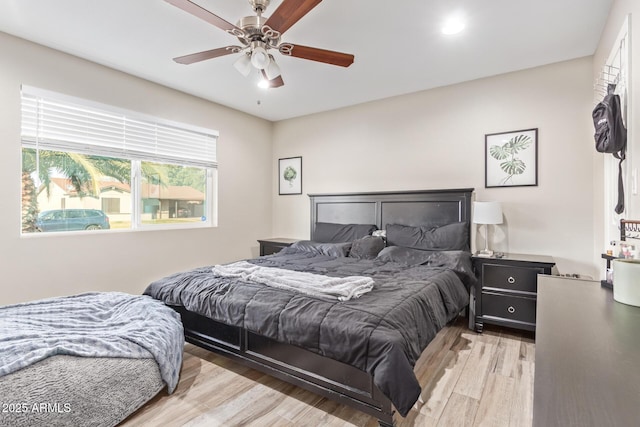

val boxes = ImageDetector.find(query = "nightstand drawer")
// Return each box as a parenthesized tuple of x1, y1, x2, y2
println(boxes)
(482, 264, 543, 293)
(482, 291, 536, 324)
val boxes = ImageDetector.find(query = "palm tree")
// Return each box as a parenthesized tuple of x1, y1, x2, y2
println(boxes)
(21, 148, 131, 232)
(21, 169, 39, 233)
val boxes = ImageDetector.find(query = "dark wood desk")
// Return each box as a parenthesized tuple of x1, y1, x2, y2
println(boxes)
(534, 275, 640, 427)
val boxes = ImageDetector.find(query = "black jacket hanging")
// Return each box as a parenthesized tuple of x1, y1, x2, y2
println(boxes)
(592, 83, 627, 214)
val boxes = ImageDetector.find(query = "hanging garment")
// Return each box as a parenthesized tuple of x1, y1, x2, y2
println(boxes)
(593, 83, 627, 214)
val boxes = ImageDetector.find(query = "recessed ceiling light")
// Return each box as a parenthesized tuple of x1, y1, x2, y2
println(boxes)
(442, 16, 465, 35)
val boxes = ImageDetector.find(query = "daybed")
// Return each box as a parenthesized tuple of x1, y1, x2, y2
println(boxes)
(0, 292, 184, 427)
(144, 188, 474, 426)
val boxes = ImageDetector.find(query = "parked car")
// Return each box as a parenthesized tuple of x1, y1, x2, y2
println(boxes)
(36, 209, 110, 232)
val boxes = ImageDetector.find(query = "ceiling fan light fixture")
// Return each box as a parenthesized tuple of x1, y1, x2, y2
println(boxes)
(233, 53, 252, 76)
(264, 55, 281, 80)
(257, 78, 271, 89)
(250, 45, 270, 69)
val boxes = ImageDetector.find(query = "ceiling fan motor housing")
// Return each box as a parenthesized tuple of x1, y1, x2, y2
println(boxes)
(237, 15, 266, 38)
(237, 15, 281, 49)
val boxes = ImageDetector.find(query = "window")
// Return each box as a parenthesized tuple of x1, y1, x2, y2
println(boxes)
(141, 161, 208, 225)
(20, 86, 218, 234)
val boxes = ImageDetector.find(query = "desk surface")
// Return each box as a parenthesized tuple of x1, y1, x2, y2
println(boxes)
(534, 276, 640, 427)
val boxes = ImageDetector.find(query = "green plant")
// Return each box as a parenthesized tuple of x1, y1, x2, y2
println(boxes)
(283, 166, 297, 187)
(21, 171, 39, 233)
(489, 134, 532, 184)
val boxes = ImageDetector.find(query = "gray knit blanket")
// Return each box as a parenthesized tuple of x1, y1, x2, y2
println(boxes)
(211, 260, 375, 301)
(0, 292, 184, 393)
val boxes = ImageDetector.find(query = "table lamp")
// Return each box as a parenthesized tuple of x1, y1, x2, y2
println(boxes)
(473, 201, 503, 257)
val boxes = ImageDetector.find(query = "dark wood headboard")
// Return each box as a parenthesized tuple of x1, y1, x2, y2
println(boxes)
(308, 188, 474, 241)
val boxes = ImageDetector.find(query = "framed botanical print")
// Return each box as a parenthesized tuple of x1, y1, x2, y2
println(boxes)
(485, 128, 538, 188)
(279, 156, 302, 195)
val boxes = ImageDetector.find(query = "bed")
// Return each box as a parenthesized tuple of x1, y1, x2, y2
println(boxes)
(144, 188, 474, 426)
(0, 292, 185, 427)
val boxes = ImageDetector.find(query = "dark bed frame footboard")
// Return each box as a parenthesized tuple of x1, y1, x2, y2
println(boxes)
(174, 306, 395, 426)
(177, 189, 474, 426)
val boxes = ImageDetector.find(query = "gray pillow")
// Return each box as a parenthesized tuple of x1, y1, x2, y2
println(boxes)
(289, 240, 352, 257)
(376, 247, 476, 287)
(375, 246, 436, 265)
(348, 236, 386, 260)
(313, 222, 378, 243)
(386, 222, 469, 251)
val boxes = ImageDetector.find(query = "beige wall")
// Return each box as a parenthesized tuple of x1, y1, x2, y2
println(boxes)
(593, 0, 640, 260)
(0, 32, 273, 305)
(2, 9, 621, 304)
(272, 57, 596, 278)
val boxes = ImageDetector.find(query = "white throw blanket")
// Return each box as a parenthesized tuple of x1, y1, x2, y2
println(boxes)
(211, 261, 374, 301)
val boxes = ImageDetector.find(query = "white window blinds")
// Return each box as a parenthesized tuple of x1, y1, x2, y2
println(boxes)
(21, 85, 218, 169)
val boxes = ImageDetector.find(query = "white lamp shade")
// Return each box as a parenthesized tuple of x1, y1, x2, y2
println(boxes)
(233, 54, 252, 77)
(264, 56, 281, 80)
(251, 47, 270, 69)
(473, 201, 503, 225)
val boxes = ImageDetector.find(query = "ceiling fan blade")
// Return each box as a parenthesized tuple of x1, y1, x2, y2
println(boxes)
(264, 0, 322, 35)
(260, 70, 285, 88)
(281, 44, 354, 67)
(165, 0, 240, 33)
(173, 47, 238, 64)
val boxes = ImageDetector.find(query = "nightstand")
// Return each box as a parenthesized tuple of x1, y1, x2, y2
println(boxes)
(471, 253, 555, 333)
(257, 238, 298, 256)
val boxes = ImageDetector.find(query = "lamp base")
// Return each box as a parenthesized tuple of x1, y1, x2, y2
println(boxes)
(476, 249, 495, 258)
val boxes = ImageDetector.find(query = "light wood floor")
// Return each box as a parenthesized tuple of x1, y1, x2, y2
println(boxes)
(121, 319, 535, 427)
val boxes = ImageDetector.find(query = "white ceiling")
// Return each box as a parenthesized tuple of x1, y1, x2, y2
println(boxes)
(0, 0, 612, 121)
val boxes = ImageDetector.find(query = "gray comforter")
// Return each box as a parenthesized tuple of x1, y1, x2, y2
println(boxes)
(144, 248, 472, 416)
(0, 292, 184, 393)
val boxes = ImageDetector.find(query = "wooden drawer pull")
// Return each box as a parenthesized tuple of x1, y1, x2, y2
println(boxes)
(508, 276, 516, 284)
(507, 306, 516, 314)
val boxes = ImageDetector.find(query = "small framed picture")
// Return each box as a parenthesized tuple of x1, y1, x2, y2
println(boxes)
(279, 156, 302, 195)
(485, 128, 538, 188)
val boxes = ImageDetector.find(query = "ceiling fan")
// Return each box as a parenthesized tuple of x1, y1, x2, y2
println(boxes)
(166, 0, 355, 88)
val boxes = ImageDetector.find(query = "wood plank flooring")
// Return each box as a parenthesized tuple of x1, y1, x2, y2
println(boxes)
(121, 319, 534, 427)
